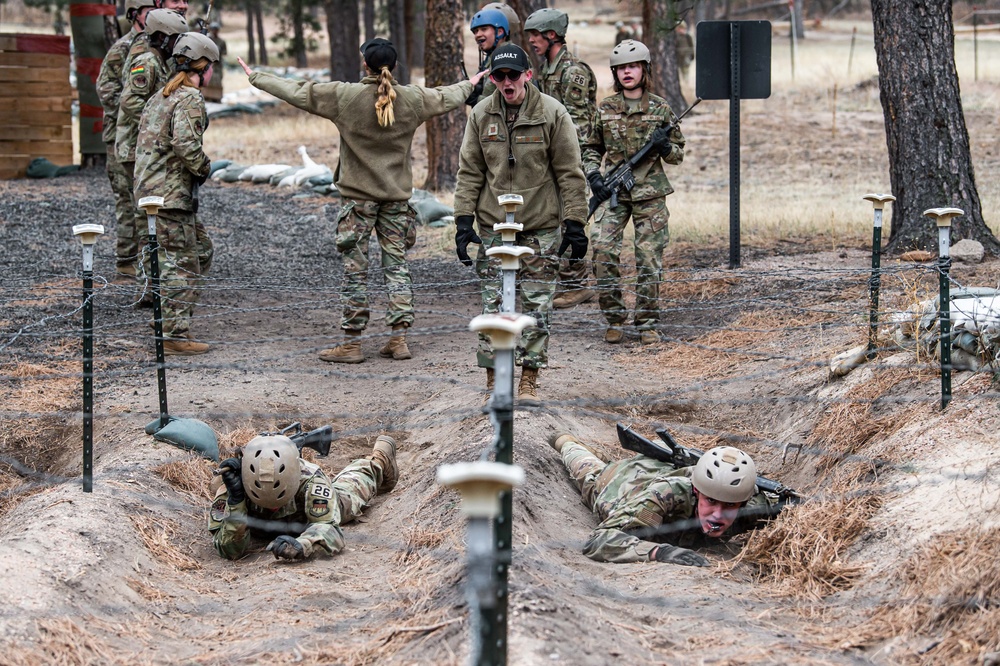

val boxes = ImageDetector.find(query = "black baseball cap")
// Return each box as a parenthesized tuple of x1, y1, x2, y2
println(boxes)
(490, 44, 530, 73)
(361, 37, 397, 71)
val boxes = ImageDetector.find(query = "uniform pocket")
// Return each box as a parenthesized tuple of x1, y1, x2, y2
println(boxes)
(334, 201, 358, 253)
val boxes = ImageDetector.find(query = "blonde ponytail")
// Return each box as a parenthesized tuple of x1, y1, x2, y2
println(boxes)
(162, 57, 211, 97)
(374, 66, 396, 127)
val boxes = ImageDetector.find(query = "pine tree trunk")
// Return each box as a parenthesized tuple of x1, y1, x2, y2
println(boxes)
(405, 0, 425, 71)
(643, 0, 686, 112)
(326, 0, 360, 81)
(291, 0, 308, 67)
(506, 0, 545, 51)
(871, 0, 999, 255)
(255, 1, 268, 65)
(246, 1, 256, 64)
(363, 0, 376, 41)
(423, 0, 466, 191)
(387, 0, 410, 83)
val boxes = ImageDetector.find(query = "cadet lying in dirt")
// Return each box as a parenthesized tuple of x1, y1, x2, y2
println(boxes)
(549, 431, 796, 566)
(208, 434, 398, 560)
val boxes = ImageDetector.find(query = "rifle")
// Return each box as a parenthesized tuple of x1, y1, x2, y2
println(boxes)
(275, 422, 333, 457)
(615, 423, 802, 505)
(587, 97, 702, 219)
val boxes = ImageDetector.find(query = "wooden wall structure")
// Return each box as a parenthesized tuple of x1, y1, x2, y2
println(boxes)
(0, 34, 73, 179)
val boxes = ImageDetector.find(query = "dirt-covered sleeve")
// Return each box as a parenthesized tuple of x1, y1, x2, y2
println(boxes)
(249, 71, 343, 122)
(208, 488, 251, 560)
(454, 109, 488, 219)
(582, 482, 686, 563)
(286, 474, 346, 558)
(169, 96, 211, 179)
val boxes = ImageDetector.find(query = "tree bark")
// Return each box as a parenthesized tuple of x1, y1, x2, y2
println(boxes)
(405, 0, 426, 71)
(642, 0, 686, 112)
(246, 0, 256, 64)
(423, 0, 466, 191)
(871, 0, 998, 255)
(291, 0, 308, 67)
(363, 0, 376, 41)
(255, 1, 269, 65)
(506, 0, 545, 52)
(326, 0, 360, 81)
(387, 0, 410, 83)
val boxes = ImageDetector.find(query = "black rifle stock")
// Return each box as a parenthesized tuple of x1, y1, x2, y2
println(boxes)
(615, 423, 802, 503)
(278, 422, 333, 457)
(587, 97, 702, 220)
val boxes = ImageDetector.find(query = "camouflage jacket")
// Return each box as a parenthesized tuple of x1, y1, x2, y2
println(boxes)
(536, 45, 597, 147)
(134, 85, 211, 211)
(208, 460, 346, 560)
(466, 49, 497, 107)
(455, 82, 587, 231)
(96, 26, 140, 144)
(581, 90, 685, 202)
(116, 46, 171, 162)
(583, 456, 777, 563)
(248, 71, 472, 202)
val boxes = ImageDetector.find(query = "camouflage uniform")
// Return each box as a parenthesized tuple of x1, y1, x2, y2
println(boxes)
(581, 90, 685, 331)
(247, 71, 472, 333)
(209, 457, 387, 560)
(118, 41, 171, 286)
(455, 83, 587, 369)
(466, 50, 497, 107)
(134, 85, 213, 339)
(560, 442, 776, 563)
(536, 45, 598, 293)
(97, 26, 142, 270)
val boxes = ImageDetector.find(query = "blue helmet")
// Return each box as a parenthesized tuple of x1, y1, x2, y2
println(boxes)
(470, 8, 509, 42)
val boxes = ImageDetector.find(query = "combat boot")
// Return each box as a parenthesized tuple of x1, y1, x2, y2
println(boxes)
(604, 327, 624, 344)
(378, 324, 412, 360)
(319, 330, 364, 363)
(640, 329, 660, 345)
(518, 367, 540, 403)
(549, 431, 610, 461)
(370, 435, 399, 492)
(553, 287, 595, 309)
(163, 334, 210, 356)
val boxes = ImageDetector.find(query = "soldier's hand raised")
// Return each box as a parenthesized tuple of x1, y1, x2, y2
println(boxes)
(218, 457, 245, 506)
(237, 56, 253, 77)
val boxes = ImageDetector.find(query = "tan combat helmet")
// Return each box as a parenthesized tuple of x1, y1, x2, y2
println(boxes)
(125, 0, 157, 21)
(610, 39, 651, 67)
(173, 31, 220, 64)
(241, 435, 302, 509)
(482, 2, 520, 33)
(524, 7, 568, 38)
(144, 8, 189, 36)
(692, 446, 758, 503)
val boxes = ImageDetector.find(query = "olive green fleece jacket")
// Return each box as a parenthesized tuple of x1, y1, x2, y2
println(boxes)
(454, 83, 587, 232)
(248, 71, 473, 202)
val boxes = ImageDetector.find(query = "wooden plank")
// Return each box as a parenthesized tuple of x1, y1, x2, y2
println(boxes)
(0, 34, 71, 55)
(3, 110, 71, 126)
(0, 167, 28, 180)
(0, 66, 69, 83)
(0, 52, 69, 68)
(0, 140, 73, 157)
(0, 97, 73, 112)
(0, 81, 71, 98)
(0, 126, 71, 141)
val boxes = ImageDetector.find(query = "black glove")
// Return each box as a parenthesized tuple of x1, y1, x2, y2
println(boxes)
(651, 544, 709, 567)
(219, 457, 245, 506)
(455, 215, 482, 267)
(268, 535, 305, 560)
(586, 171, 612, 202)
(465, 78, 485, 107)
(557, 220, 589, 261)
(651, 126, 673, 155)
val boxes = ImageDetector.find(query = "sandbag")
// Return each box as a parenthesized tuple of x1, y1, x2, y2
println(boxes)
(145, 416, 219, 461)
(26, 157, 80, 178)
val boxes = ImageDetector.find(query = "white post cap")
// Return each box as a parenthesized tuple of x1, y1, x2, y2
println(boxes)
(72, 224, 105, 245)
(497, 193, 524, 212)
(923, 207, 964, 227)
(437, 461, 525, 518)
(862, 193, 895, 209)
(494, 222, 524, 234)
(138, 195, 165, 214)
(485, 245, 534, 270)
(469, 313, 536, 350)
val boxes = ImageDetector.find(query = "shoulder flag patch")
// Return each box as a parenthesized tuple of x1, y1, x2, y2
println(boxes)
(130, 65, 146, 74)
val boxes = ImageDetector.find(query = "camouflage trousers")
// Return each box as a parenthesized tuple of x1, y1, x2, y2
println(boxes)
(561, 441, 613, 515)
(591, 197, 669, 329)
(332, 457, 383, 520)
(474, 225, 559, 370)
(153, 209, 213, 338)
(335, 198, 417, 331)
(105, 141, 140, 268)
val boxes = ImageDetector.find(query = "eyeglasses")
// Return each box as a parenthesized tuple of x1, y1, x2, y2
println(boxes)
(491, 69, 522, 82)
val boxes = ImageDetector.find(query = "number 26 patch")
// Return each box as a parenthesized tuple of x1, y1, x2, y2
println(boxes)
(311, 484, 333, 499)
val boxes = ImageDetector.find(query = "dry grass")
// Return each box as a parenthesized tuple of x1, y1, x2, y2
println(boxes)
(129, 514, 202, 572)
(659, 271, 737, 302)
(153, 456, 216, 502)
(1, 617, 154, 666)
(725, 495, 881, 600)
(834, 526, 1000, 665)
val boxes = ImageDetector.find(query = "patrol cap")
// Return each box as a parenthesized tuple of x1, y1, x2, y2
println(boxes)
(490, 43, 530, 74)
(361, 37, 397, 71)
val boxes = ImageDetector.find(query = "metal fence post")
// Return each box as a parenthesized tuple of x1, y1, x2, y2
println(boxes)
(72, 223, 105, 493)
(924, 207, 963, 410)
(138, 196, 169, 429)
(863, 194, 894, 358)
(437, 461, 525, 666)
